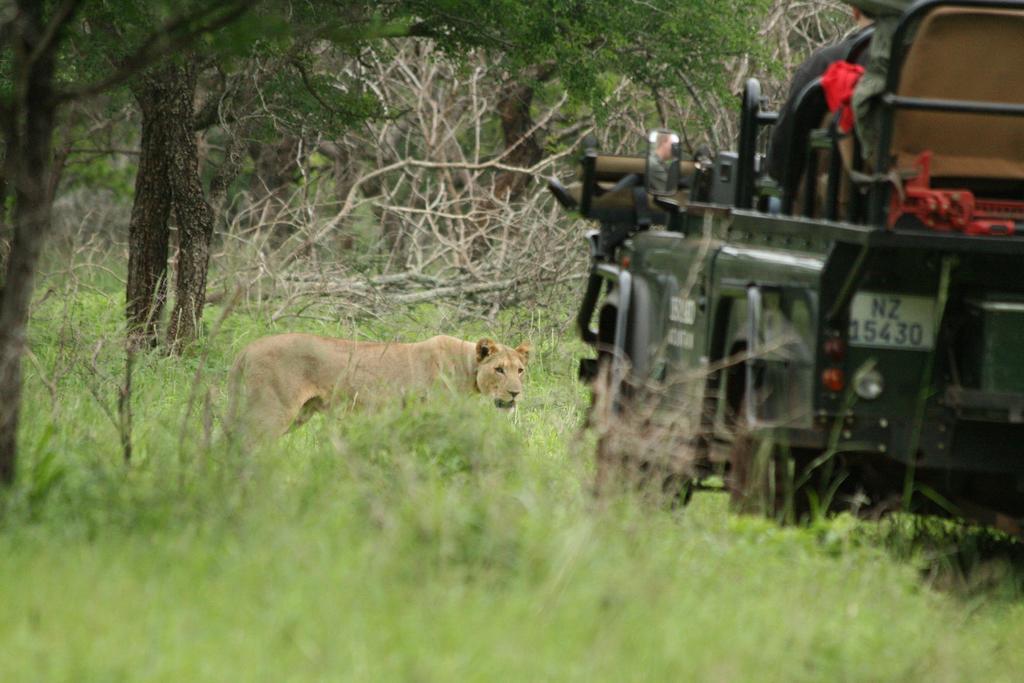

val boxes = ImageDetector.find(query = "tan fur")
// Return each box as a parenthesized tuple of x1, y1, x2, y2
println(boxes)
(227, 333, 531, 442)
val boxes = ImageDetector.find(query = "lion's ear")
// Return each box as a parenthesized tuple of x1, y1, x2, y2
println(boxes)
(515, 342, 532, 365)
(476, 338, 497, 362)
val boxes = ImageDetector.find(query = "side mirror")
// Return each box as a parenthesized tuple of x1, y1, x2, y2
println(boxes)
(645, 129, 681, 196)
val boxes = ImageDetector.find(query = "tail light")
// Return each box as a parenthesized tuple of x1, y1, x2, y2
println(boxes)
(822, 368, 845, 393)
(823, 336, 846, 362)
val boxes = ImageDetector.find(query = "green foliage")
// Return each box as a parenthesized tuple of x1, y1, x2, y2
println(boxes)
(2, 0, 777, 175)
(62, 153, 136, 198)
(391, 0, 770, 109)
(72, 0, 260, 62)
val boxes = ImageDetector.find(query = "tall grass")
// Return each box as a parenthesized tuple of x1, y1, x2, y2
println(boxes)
(3, 284, 1024, 682)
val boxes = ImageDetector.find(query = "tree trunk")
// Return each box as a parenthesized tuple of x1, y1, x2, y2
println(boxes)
(249, 135, 299, 203)
(166, 110, 215, 353)
(126, 67, 177, 348)
(493, 81, 543, 202)
(126, 61, 215, 353)
(319, 140, 358, 250)
(248, 135, 300, 244)
(0, 168, 11, 295)
(0, 97, 17, 295)
(0, 3, 59, 485)
(165, 60, 215, 353)
(209, 125, 248, 217)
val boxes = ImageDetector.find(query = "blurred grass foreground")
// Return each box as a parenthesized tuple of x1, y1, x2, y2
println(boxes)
(3, 284, 1024, 682)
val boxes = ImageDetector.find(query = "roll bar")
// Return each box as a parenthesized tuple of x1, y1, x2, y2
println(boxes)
(735, 79, 778, 209)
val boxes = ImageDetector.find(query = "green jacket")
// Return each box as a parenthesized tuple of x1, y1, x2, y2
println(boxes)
(851, 7, 918, 163)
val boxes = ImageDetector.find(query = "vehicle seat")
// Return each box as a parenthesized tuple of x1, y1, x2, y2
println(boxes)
(891, 7, 1024, 182)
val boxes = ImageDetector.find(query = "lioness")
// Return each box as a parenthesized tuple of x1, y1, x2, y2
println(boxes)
(228, 333, 531, 441)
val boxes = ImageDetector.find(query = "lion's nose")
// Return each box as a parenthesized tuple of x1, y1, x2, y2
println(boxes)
(509, 391, 520, 398)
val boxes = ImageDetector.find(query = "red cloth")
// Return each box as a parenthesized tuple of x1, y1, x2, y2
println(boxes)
(820, 61, 865, 133)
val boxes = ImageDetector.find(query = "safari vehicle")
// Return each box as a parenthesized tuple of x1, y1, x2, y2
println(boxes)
(549, 0, 1024, 532)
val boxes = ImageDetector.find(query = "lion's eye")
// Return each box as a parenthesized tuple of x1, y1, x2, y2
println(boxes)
(496, 367, 505, 374)
(518, 368, 524, 375)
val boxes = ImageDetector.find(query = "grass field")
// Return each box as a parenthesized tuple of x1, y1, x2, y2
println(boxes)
(3, 280, 1024, 682)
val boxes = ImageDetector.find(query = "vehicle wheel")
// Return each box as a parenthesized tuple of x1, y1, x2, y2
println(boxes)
(594, 431, 695, 506)
(660, 471, 695, 507)
(727, 432, 818, 523)
(590, 354, 632, 494)
(590, 357, 695, 506)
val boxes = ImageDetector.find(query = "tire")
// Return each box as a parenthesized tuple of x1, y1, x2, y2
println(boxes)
(728, 431, 831, 524)
(590, 356, 695, 506)
(588, 280, 695, 505)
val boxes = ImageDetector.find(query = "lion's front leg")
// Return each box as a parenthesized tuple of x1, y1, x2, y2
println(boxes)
(229, 375, 313, 446)
(234, 396, 295, 446)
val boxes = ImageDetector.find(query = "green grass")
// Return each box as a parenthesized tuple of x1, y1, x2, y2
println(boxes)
(4, 284, 1024, 682)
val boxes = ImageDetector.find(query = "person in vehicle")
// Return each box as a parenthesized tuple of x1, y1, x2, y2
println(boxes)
(646, 131, 676, 192)
(766, 6, 875, 183)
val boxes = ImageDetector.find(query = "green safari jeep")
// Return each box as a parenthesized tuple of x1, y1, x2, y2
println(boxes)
(550, 0, 1024, 532)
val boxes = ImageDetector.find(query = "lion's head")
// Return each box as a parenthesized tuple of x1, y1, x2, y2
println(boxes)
(475, 338, 531, 409)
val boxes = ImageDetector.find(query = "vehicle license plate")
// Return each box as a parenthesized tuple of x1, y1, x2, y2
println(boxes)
(848, 292, 936, 350)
